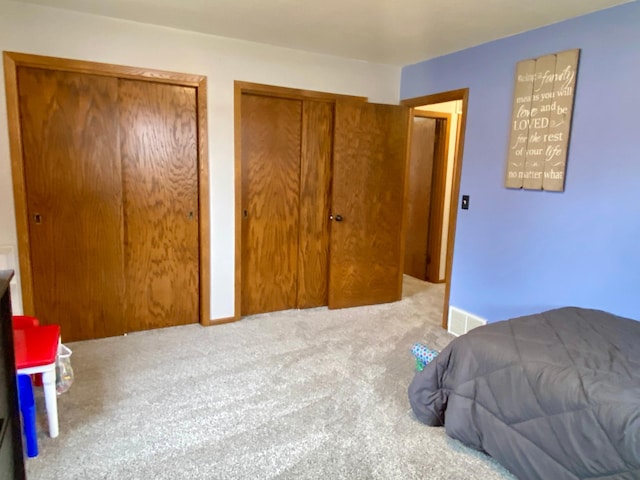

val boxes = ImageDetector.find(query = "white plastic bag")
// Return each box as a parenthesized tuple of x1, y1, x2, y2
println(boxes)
(55, 343, 74, 395)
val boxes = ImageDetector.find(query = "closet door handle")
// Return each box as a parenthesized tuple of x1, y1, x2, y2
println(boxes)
(330, 214, 343, 222)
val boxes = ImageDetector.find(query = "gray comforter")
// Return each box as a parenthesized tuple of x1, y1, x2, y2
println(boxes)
(408, 307, 640, 480)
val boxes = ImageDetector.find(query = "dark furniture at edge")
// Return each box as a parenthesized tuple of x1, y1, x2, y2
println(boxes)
(0, 270, 26, 479)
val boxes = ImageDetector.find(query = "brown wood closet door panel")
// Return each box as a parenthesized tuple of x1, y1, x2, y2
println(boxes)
(404, 117, 437, 280)
(241, 94, 302, 315)
(329, 101, 409, 309)
(426, 119, 448, 283)
(297, 100, 333, 309)
(17, 67, 125, 341)
(119, 79, 199, 331)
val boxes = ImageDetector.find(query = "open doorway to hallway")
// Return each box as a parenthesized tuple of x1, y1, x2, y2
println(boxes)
(401, 90, 469, 330)
(404, 101, 462, 284)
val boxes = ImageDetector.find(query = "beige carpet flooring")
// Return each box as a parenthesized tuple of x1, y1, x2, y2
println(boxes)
(25, 276, 515, 479)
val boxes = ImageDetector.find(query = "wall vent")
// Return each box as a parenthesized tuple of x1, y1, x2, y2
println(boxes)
(448, 306, 487, 336)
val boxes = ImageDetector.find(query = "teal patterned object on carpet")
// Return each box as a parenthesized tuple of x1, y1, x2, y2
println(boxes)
(412, 343, 439, 371)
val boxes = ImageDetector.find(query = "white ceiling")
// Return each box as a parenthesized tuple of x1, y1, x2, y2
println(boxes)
(13, 0, 633, 65)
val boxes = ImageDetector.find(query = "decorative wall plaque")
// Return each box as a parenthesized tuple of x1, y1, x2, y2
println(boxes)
(504, 49, 580, 191)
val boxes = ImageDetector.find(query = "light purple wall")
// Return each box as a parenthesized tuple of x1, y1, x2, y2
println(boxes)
(401, 2, 640, 322)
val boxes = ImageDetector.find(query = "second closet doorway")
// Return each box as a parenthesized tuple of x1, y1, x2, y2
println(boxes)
(237, 83, 410, 317)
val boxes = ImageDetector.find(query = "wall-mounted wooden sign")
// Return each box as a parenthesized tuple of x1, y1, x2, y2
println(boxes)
(504, 49, 580, 191)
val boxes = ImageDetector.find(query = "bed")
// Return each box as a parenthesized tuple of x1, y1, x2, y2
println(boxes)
(408, 307, 640, 480)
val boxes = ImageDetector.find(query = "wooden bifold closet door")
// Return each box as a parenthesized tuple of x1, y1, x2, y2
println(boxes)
(240, 92, 409, 316)
(17, 67, 199, 341)
(240, 94, 332, 315)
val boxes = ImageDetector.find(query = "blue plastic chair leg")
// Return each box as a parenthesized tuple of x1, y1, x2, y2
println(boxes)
(16, 374, 38, 458)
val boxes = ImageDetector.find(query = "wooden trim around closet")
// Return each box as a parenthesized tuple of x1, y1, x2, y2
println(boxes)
(4, 51, 205, 86)
(209, 316, 237, 326)
(413, 110, 449, 120)
(196, 77, 211, 327)
(233, 81, 367, 321)
(235, 81, 367, 103)
(2, 54, 33, 313)
(401, 89, 469, 330)
(2, 51, 211, 327)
